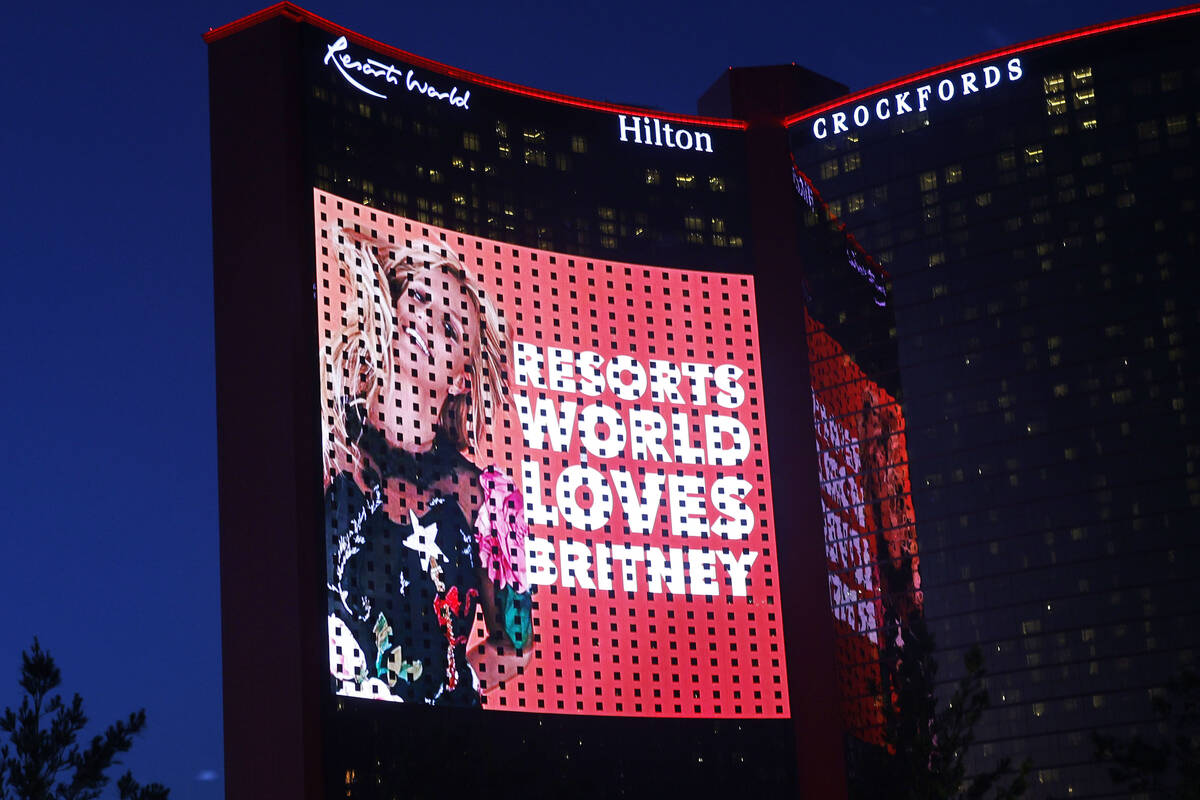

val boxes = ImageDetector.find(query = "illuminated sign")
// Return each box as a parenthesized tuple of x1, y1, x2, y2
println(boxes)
(618, 114, 715, 153)
(316, 189, 787, 718)
(810, 57, 1023, 140)
(323, 36, 471, 109)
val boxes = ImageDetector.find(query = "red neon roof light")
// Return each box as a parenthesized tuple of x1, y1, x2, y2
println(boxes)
(782, 3, 1200, 127)
(203, 2, 747, 130)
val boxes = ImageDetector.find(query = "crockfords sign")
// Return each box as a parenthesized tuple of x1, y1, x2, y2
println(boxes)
(811, 57, 1023, 140)
(618, 115, 715, 153)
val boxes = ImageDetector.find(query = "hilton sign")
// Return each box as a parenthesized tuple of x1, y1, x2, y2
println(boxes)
(618, 115, 715, 153)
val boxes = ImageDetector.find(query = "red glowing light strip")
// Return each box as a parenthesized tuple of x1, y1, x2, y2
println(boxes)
(782, 3, 1200, 127)
(203, 2, 747, 130)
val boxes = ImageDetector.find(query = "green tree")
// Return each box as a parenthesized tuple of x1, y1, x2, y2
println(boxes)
(0, 639, 168, 800)
(1093, 670, 1200, 799)
(849, 560, 1030, 799)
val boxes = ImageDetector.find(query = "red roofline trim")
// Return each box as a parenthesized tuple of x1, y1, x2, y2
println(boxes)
(203, 2, 747, 130)
(782, 3, 1200, 127)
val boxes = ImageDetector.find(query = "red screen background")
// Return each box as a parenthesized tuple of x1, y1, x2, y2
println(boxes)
(315, 190, 789, 718)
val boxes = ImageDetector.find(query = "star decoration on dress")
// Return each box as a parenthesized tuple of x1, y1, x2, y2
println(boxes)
(403, 510, 445, 572)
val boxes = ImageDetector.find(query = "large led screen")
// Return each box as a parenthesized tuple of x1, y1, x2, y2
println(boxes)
(317, 189, 788, 718)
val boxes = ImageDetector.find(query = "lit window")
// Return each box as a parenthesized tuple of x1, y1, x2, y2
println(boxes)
(847, 194, 865, 213)
(945, 165, 963, 184)
(1070, 66, 1093, 87)
(1043, 74, 1065, 93)
(711, 217, 726, 233)
(1080, 118, 1098, 130)
(570, 135, 587, 153)
(975, 192, 992, 207)
(1024, 146, 1044, 165)
(675, 174, 695, 188)
(1166, 115, 1188, 135)
(919, 171, 937, 191)
(644, 169, 660, 185)
(1046, 96, 1067, 115)
(708, 176, 726, 192)
(684, 216, 704, 231)
(462, 132, 480, 151)
(820, 159, 839, 179)
(843, 152, 861, 172)
(522, 129, 545, 142)
(1073, 88, 1096, 109)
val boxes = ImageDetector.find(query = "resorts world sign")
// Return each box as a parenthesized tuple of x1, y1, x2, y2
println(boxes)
(810, 57, 1024, 140)
(323, 36, 471, 109)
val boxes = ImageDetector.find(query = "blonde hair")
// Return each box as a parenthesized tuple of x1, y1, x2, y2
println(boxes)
(320, 227, 509, 480)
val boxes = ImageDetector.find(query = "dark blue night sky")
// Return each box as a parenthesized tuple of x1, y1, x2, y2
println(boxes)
(0, 1, 1178, 796)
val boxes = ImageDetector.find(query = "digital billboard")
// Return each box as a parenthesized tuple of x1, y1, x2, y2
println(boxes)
(317, 190, 788, 718)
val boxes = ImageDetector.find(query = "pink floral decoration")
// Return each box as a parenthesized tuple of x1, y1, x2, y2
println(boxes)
(474, 468, 530, 592)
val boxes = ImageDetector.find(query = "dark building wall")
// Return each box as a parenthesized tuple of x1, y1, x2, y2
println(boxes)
(207, 16, 325, 800)
(788, 10, 1200, 797)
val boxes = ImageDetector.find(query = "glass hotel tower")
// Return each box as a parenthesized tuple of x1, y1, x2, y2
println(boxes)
(783, 7, 1200, 797)
(207, 4, 1199, 798)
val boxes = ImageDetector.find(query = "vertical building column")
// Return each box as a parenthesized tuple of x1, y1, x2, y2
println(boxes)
(208, 16, 324, 800)
(743, 118, 850, 800)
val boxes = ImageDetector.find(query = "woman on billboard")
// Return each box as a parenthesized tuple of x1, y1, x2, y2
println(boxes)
(321, 228, 533, 706)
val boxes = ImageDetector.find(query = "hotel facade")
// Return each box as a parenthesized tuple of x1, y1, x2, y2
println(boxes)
(207, 5, 1200, 797)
